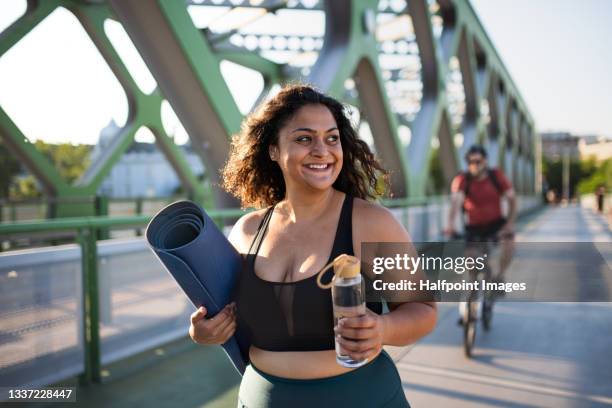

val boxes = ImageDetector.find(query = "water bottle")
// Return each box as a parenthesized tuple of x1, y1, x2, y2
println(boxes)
(316, 254, 368, 368)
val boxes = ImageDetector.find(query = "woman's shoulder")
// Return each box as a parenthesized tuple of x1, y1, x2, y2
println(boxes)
(352, 196, 396, 225)
(227, 207, 271, 253)
(352, 197, 410, 242)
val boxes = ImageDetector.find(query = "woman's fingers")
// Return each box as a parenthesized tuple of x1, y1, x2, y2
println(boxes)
(218, 320, 237, 343)
(202, 305, 233, 330)
(190, 306, 207, 325)
(338, 313, 377, 329)
(334, 326, 376, 340)
(209, 308, 235, 337)
(190, 303, 236, 344)
(337, 336, 379, 353)
(337, 335, 382, 361)
(346, 346, 382, 362)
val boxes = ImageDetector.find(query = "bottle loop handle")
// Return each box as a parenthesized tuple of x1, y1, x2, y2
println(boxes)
(316, 254, 355, 289)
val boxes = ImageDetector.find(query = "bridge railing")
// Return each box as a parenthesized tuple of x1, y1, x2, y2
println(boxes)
(0, 195, 541, 390)
(0, 208, 242, 389)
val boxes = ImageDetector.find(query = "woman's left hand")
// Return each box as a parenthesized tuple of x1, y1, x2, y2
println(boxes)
(334, 308, 388, 362)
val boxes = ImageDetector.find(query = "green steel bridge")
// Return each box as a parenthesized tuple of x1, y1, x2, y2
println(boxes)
(0, 0, 538, 219)
(4, 2, 593, 406)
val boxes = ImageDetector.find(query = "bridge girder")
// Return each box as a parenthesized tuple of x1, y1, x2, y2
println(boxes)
(0, 0, 538, 217)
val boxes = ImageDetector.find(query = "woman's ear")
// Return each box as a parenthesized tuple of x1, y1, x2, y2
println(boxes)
(269, 145, 278, 161)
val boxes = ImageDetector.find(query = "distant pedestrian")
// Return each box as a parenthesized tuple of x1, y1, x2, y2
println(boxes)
(596, 185, 605, 213)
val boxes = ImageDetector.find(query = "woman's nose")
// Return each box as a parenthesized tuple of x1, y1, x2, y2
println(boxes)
(310, 138, 327, 156)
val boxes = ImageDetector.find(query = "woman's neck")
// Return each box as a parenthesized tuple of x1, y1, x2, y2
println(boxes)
(279, 187, 339, 223)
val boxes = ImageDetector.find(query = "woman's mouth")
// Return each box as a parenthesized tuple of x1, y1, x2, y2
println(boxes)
(304, 163, 333, 172)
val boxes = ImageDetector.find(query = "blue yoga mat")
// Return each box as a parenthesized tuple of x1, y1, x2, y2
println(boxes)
(145, 200, 250, 375)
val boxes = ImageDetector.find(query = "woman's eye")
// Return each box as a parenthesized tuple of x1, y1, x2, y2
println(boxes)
(295, 135, 339, 143)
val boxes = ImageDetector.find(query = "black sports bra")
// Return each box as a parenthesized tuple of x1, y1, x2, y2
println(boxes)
(234, 194, 383, 352)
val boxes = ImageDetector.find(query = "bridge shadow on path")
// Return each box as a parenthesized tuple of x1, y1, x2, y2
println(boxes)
(397, 206, 612, 408)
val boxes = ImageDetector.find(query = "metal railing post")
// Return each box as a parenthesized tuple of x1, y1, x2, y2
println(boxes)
(135, 197, 143, 236)
(422, 203, 429, 241)
(10, 203, 17, 222)
(78, 227, 102, 385)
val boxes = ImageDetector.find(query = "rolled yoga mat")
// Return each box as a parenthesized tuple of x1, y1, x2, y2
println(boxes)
(146, 200, 250, 375)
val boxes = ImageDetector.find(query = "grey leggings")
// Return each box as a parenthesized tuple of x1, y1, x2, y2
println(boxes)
(237, 349, 410, 408)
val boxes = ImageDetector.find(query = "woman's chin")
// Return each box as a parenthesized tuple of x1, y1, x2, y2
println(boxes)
(302, 177, 337, 191)
(290, 168, 341, 192)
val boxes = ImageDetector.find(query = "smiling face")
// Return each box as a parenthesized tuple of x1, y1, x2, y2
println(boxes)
(270, 104, 343, 193)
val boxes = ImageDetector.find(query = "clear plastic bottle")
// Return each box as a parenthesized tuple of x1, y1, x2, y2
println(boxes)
(317, 254, 369, 368)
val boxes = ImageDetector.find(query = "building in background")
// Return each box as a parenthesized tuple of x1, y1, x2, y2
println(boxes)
(578, 135, 612, 162)
(541, 131, 612, 161)
(94, 121, 205, 198)
(540, 132, 580, 160)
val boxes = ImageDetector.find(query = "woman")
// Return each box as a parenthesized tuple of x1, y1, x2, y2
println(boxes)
(189, 84, 437, 407)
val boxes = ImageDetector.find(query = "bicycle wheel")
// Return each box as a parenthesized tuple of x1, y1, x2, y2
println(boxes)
(482, 260, 494, 332)
(482, 294, 493, 331)
(463, 299, 476, 358)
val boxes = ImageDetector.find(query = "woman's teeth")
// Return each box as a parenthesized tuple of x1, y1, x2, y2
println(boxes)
(306, 163, 330, 169)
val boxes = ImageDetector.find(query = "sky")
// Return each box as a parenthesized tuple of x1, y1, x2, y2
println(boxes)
(469, 0, 612, 137)
(0, 0, 611, 147)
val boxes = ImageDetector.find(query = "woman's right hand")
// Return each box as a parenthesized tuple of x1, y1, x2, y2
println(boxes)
(189, 302, 237, 345)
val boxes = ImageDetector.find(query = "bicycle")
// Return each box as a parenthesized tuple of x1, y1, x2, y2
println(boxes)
(452, 233, 499, 358)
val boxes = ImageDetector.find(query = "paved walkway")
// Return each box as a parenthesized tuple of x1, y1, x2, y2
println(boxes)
(396, 205, 612, 407)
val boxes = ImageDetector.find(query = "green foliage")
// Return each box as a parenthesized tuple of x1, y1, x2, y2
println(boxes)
(34, 140, 92, 184)
(543, 155, 610, 198)
(0, 139, 21, 198)
(542, 158, 582, 198)
(8, 175, 42, 200)
(428, 147, 446, 194)
(577, 157, 611, 195)
(0, 140, 92, 199)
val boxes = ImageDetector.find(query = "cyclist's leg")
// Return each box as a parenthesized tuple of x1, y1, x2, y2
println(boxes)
(484, 218, 512, 283)
(458, 238, 482, 324)
(496, 233, 514, 282)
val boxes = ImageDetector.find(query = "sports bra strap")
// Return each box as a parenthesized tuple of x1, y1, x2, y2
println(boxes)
(332, 194, 354, 256)
(247, 204, 275, 257)
(247, 194, 353, 260)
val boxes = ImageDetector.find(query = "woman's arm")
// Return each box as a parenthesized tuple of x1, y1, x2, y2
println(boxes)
(335, 202, 437, 360)
(364, 203, 437, 345)
(383, 301, 437, 346)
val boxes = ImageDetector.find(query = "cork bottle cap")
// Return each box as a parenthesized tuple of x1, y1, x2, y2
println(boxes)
(335, 255, 360, 278)
(316, 254, 361, 289)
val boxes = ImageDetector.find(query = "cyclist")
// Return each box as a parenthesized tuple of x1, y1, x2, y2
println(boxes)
(445, 145, 516, 304)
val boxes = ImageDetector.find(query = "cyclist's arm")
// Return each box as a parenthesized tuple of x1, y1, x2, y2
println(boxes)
(493, 169, 516, 229)
(447, 190, 465, 233)
(504, 188, 517, 225)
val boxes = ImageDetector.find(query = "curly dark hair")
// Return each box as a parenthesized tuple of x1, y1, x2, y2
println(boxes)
(221, 82, 390, 209)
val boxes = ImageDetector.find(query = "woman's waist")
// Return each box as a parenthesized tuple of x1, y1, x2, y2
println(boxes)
(248, 346, 383, 380)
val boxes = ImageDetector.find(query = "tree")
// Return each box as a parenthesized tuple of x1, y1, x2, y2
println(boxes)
(0, 139, 21, 198)
(9, 175, 42, 200)
(542, 157, 585, 198)
(34, 140, 92, 184)
(428, 147, 446, 195)
(577, 157, 612, 195)
(542, 155, 608, 199)
(0, 139, 92, 199)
